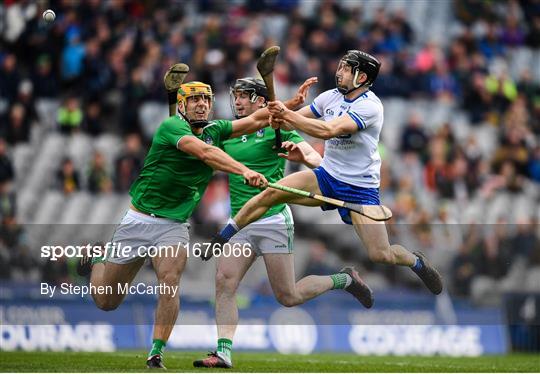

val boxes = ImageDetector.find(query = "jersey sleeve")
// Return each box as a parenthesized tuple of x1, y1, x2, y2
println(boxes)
(157, 117, 193, 148)
(283, 129, 304, 144)
(309, 89, 335, 118)
(348, 100, 382, 131)
(214, 119, 233, 141)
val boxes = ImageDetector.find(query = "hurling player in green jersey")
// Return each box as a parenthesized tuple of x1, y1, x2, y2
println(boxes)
(77, 80, 309, 370)
(194, 77, 373, 369)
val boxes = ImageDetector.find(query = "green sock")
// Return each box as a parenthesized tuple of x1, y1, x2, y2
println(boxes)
(330, 273, 352, 289)
(148, 339, 166, 357)
(217, 338, 232, 361)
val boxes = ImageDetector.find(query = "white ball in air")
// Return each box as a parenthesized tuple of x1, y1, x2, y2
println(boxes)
(43, 9, 56, 23)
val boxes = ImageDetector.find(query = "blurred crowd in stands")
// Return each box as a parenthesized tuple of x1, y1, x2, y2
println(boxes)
(0, 0, 539, 302)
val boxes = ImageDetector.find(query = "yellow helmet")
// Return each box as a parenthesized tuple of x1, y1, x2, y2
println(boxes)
(177, 81, 214, 107)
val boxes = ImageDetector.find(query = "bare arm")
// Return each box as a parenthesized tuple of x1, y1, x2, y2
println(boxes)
(269, 101, 358, 140)
(269, 105, 316, 131)
(278, 140, 322, 168)
(296, 105, 317, 119)
(296, 141, 322, 168)
(230, 77, 319, 138)
(178, 136, 267, 187)
(230, 107, 270, 138)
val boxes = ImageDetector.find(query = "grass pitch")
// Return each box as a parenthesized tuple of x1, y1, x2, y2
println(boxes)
(1, 351, 538, 372)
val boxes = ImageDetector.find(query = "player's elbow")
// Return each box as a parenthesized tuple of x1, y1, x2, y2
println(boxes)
(319, 129, 333, 140)
(320, 128, 337, 140)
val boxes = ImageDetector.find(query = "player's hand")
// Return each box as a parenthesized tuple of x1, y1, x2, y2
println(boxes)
(200, 234, 224, 261)
(243, 170, 268, 188)
(278, 141, 307, 163)
(269, 115, 293, 131)
(268, 100, 289, 118)
(291, 77, 318, 107)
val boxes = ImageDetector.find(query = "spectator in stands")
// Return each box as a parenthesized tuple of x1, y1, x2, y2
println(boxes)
(485, 71, 517, 114)
(82, 38, 111, 101)
(424, 129, 455, 194)
(528, 232, 540, 267)
(525, 15, 540, 48)
(57, 97, 83, 134)
(61, 30, 86, 89)
(429, 63, 459, 101)
(0, 241, 11, 279)
(3, 103, 31, 145)
(16, 80, 38, 126)
(528, 146, 540, 182)
(463, 72, 493, 124)
(517, 69, 540, 114)
(82, 101, 104, 136)
(415, 41, 440, 73)
(400, 112, 429, 160)
(498, 160, 525, 193)
(493, 126, 530, 177)
(436, 152, 475, 201)
(0, 171, 24, 283)
(119, 68, 146, 135)
(31, 55, 59, 99)
(500, 15, 526, 46)
(479, 23, 505, 60)
(390, 8, 414, 44)
(114, 133, 144, 192)
(0, 180, 16, 225)
(513, 221, 538, 259)
(373, 55, 401, 97)
(0, 139, 14, 184)
(88, 151, 112, 194)
(451, 226, 479, 296)
(477, 223, 512, 280)
(0, 53, 20, 104)
(55, 158, 80, 195)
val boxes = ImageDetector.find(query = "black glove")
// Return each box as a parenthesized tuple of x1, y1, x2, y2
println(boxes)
(201, 234, 228, 261)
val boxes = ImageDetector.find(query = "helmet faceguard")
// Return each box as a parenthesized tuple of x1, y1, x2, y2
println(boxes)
(177, 81, 214, 128)
(229, 77, 268, 119)
(336, 50, 381, 95)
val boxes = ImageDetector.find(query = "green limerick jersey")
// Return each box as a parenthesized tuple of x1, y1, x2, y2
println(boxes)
(130, 116, 232, 222)
(223, 127, 304, 219)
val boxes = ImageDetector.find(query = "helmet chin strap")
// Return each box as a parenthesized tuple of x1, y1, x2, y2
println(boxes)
(336, 70, 368, 95)
(189, 120, 209, 128)
(178, 107, 209, 128)
(353, 70, 361, 88)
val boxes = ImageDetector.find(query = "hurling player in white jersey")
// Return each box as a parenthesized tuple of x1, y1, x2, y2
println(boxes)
(213, 50, 443, 299)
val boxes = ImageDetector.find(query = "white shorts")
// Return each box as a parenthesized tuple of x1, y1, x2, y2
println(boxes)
(107, 209, 190, 264)
(230, 206, 294, 256)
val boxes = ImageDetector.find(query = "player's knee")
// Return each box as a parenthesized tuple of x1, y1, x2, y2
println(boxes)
(275, 291, 301, 307)
(158, 271, 181, 288)
(94, 295, 120, 311)
(215, 270, 239, 295)
(368, 249, 395, 265)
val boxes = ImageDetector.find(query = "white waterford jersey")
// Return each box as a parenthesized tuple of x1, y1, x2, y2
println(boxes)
(310, 88, 383, 188)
